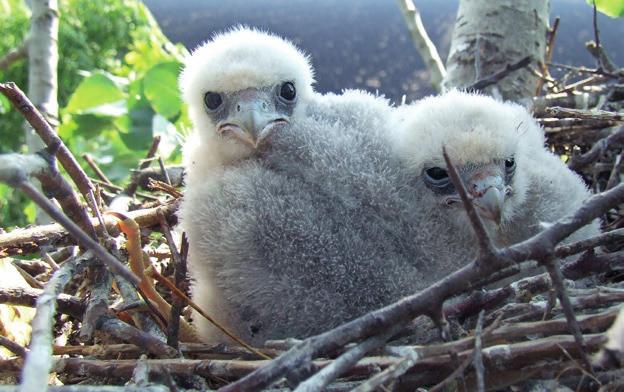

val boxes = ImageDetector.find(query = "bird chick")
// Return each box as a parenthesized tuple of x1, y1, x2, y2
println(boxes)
(178, 26, 315, 186)
(390, 90, 600, 246)
(186, 107, 432, 345)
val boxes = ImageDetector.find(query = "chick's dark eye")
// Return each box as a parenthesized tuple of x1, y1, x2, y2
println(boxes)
(425, 167, 448, 181)
(279, 82, 296, 101)
(204, 92, 222, 110)
(505, 158, 516, 172)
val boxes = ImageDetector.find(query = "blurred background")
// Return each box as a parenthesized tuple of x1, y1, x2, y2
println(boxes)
(145, 0, 624, 102)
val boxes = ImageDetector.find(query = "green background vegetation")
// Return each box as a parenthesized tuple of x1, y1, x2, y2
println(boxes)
(0, 0, 190, 227)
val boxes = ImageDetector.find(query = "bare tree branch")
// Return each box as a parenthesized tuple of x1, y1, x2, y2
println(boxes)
(395, 0, 446, 91)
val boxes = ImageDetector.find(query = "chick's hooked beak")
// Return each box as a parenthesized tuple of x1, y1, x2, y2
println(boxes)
(467, 172, 509, 225)
(217, 90, 288, 149)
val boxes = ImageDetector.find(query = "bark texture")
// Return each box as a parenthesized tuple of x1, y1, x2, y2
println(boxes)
(442, 0, 550, 101)
(25, 0, 59, 224)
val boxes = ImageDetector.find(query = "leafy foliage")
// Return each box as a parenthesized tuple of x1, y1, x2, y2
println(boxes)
(587, 0, 624, 17)
(0, 0, 190, 227)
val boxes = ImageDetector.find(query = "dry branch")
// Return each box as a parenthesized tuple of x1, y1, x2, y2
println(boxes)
(0, 200, 180, 257)
(0, 83, 95, 211)
(21, 251, 91, 391)
(395, 0, 446, 91)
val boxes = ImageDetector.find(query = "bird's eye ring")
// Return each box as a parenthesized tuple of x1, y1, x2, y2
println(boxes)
(425, 167, 449, 181)
(204, 92, 223, 111)
(504, 158, 516, 174)
(423, 167, 451, 190)
(279, 82, 296, 102)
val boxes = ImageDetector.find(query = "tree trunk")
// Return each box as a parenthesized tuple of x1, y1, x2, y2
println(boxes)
(26, 0, 59, 224)
(442, 0, 550, 102)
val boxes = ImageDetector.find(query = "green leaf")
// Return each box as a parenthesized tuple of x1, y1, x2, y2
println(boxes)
(23, 201, 37, 223)
(152, 113, 183, 159)
(119, 106, 154, 150)
(586, 0, 624, 17)
(142, 61, 182, 119)
(65, 72, 125, 114)
(0, 94, 9, 114)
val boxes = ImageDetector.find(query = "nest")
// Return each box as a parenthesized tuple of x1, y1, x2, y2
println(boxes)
(1, 39, 624, 392)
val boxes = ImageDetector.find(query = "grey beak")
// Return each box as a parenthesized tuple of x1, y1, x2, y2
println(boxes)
(468, 175, 506, 224)
(218, 98, 287, 149)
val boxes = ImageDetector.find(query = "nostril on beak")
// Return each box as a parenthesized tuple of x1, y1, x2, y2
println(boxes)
(261, 102, 267, 110)
(236, 104, 241, 112)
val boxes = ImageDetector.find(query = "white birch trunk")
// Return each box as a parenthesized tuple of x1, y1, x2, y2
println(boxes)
(442, 0, 550, 102)
(26, 0, 59, 224)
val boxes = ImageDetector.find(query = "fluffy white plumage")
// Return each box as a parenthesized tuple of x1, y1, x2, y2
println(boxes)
(179, 27, 315, 186)
(179, 27, 402, 344)
(390, 90, 600, 245)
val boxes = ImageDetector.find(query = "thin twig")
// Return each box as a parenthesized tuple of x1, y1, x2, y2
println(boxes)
(395, 0, 446, 91)
(443, 147, 497, 262)
(0, 40, 28, 71)
(293, 329, 397, 392)
(124, 136, 161, 197)
(157, 209, 185, 349)
(82, 153, 113, 186)
(568, 125, 624, 171)
(467, 56, 532, 92)
(0, 336, 27, 358)
(13, 179, 139, 284)
(20, 251, 91, 391)
(474, 310, 485, 392)
(157, 156, 172, 186)
(0, 83, 96, 210)
(544, 259, 594, 374)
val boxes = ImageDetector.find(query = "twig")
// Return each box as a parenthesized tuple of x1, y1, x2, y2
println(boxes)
(124, 136, 161, 197)
(293, 329, 397, 392)
(395, 0, 446, 91)
(545, 107, 624, 122)
(543, 257, 594, 374)
(157, 209, 185, 349)
(107, 211, 199, 342)
(10, 179, 139, 284)
(474, 310, 485, 392)
(443, 147, 497, 262)
(0, 387, 169, 392)
(606, 151, 624, 190)
(466, 56, 532, 92)
(568, 125, 624, 171)
(157, 156, 171, 186)
(0, 83, 96, 211)
(149, 270, 267, 358)
(133, 165, 185, 190)
(351, 347, 419, 392)
(91, 178, 160, 201)
(535, 17, 560, 96)
(52, 342, 283, 360)
(82, 153, 113, 186)
(0, 200, 180, 257)
(0, 286, 85, 318)
(428, 352, 472, 392)
(0, 41, 28, 71)
(148, 179, 183, 199)
(593, 1, 600, 56)
(20, 251, 91, 391)
(0, 336, 27, 358)
(98, 316, 178, 358)
(79, 263, 112, 342)
(0, 151, 96, 238)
